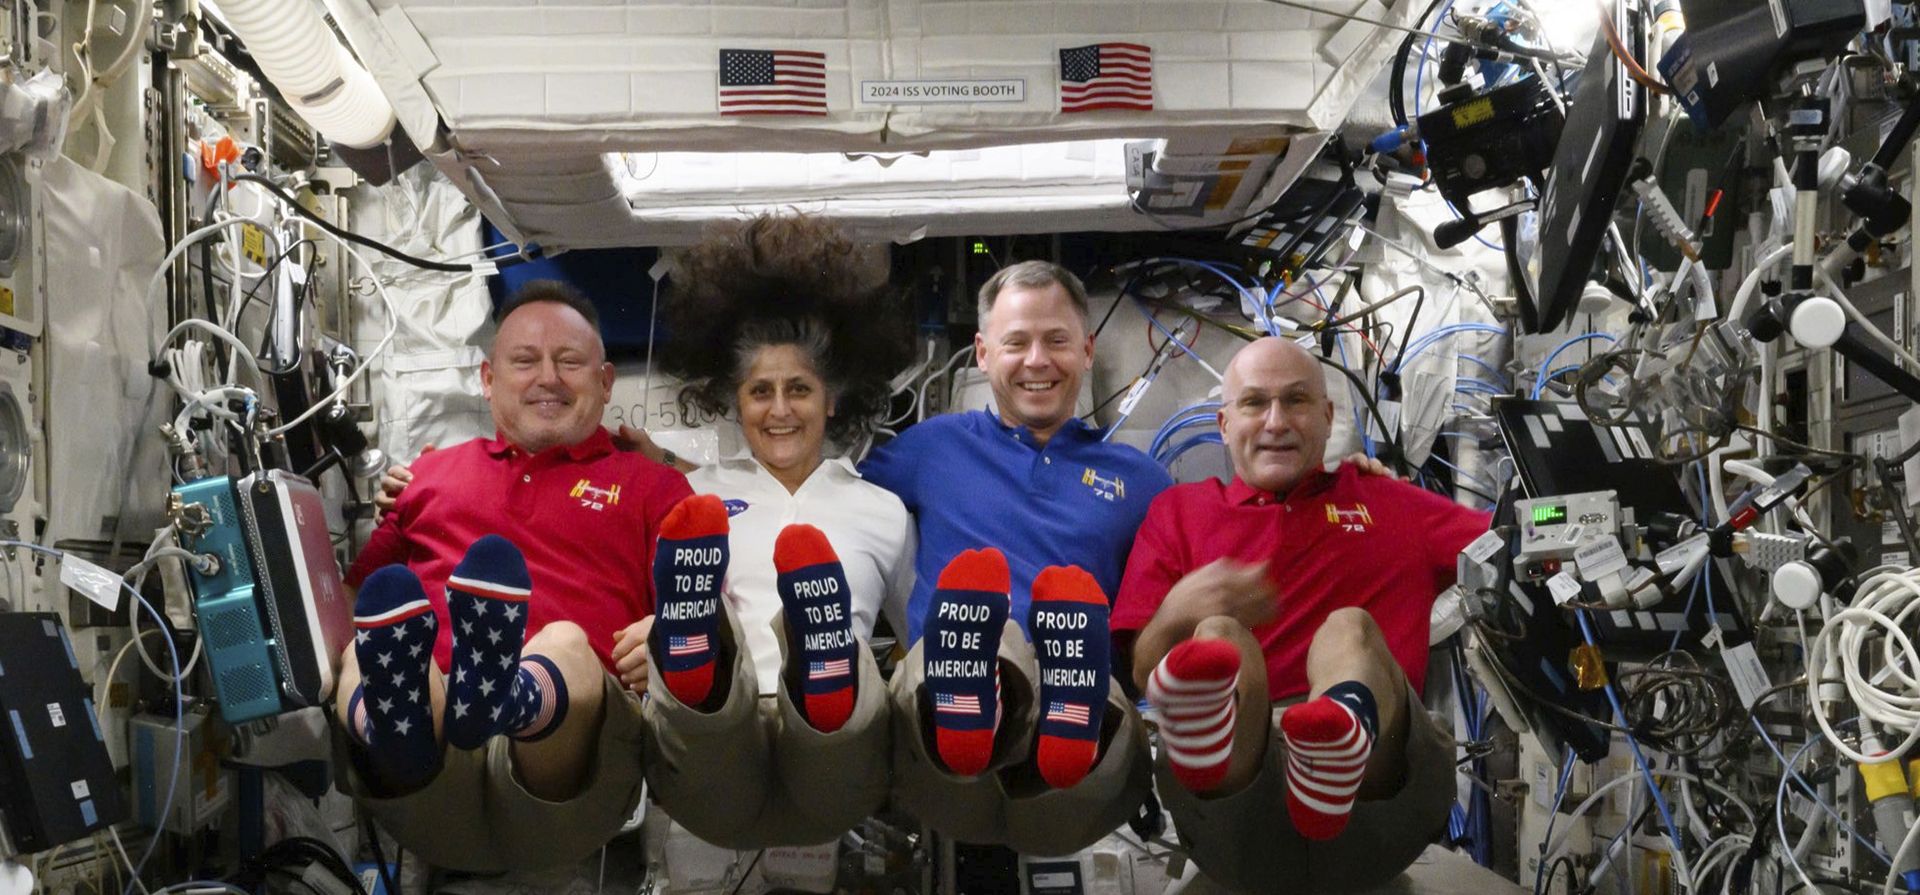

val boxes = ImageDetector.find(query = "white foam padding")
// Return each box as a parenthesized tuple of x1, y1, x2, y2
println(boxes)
(324, 0, 1418, 247)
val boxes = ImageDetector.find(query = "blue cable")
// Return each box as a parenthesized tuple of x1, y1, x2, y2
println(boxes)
(1457, 378, 1507, 396)
(1533, 747, 1579, 895)
(1335, 336, 1374, 457)
(1574, 611, 1689, 867)
(1162, 434, 1225, 468)
(1131, 297, 1212, 371)
(1530, 366, 1586, 399)
(0, 540, 184, 895)
(1395, 323, 1510, 374)
(1532, 333, 1618, 397)
(1459, 353, 1510, 386)
(1430, 454, 1496, 492)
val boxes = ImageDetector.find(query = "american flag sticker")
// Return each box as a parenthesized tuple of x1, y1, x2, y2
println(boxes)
(719, 48, 828, 116)
(934, 692, 982, 715)
(1059, 43, 1153, 113)
(808, 658, 851, 680)
(668, 634, 710, 656)
(1047, 701, 1091, 725)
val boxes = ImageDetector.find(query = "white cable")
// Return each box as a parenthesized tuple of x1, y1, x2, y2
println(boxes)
(1540, 769, 1755, 866)
(1815, 266, 1920, 370)
(1727, 243, 1797, 324)
(144, 217, 258, 358)
(261, 236, 396, 437)
(1885, 816, 1920, 895)
(1807, 566, 1920, 763)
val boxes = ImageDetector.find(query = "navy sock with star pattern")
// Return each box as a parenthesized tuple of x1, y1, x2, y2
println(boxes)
(348, 565, 440, 789)
(442, 534, 535, 750)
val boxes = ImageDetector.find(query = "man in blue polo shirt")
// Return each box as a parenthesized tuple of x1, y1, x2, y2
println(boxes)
(867, 260, 1170, 856)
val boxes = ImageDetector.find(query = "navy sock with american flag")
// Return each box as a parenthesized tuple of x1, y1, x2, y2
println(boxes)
(1028, 565, 1109, 789)
(349, 565, 440, 789)
(650, 494, 729, 707)
(1280, 680, 1379, 841)
(775, 524, 857, 732)
(442, 535, 538, 750)
(922, 548, 1009, 776)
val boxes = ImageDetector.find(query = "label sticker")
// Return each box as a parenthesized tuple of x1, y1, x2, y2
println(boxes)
(1548, 572, 1583, 605)
(61, 555, 122, 612)
(240, 224, 268, 267)
(1722, 642, 1772, 709)
(1574, 537, 1630, 581)
(70, 780, 88, 799)
(1465, 530, 1505, 565)
(859, 79, 1026, 104)
(46, 703, 64, 728)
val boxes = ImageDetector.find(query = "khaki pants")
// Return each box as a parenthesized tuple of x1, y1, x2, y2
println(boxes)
(642, 607, 893, 849)
(1158, 684, 1456, 894)
(332, 674, 648, 874)
(887, 621, 1153, 857)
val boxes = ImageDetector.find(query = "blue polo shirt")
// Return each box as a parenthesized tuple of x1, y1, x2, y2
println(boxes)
(860, 411, 1173, 644)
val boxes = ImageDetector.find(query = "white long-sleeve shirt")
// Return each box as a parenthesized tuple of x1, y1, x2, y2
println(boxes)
(687, 456, 916, 694)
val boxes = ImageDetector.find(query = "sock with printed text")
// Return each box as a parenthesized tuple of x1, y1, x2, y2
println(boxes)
(1029, 565, 1109, 789)
(922, 548, 1009, 776)
(442, 534, 535, 750)
(776, 524, 858, 732)
(349, 565, 441, 789)
(1280, 680, 1378, 840)
(1145, 639, 1240, 792)
(651, 494, 729, 707)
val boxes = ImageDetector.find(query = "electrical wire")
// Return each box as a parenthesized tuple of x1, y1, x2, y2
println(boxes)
(0, 540, 182, 895)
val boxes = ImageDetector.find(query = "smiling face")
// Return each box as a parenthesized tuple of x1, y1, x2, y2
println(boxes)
(481, 300, 614, 454)
(736, 343, 833, 487)
(1219, 337, 1335, 495)
(974, 281, 1093, 444)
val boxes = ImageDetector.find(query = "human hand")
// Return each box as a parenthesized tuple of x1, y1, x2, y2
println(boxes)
(1340, 452, 1398, 479)
(613, 424, 656, 457)
(611, 615, 655, 694)
(373, 444, 435, 522)
(1163, 558, 1278, 630)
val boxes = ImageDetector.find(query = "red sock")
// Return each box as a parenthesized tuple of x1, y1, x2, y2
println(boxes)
(1146, 639, 1239, 792)
(1028, 565, 1109, 789)
(774, 524, 857, 733)
(651, 495, 729, 707)
(923, 548, 1009, 776)
(1280, 685, 1377, 840)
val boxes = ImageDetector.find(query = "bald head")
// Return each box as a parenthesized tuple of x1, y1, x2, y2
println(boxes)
(1223, 337, 1327, 402)
(1217, 337, 1335, 494)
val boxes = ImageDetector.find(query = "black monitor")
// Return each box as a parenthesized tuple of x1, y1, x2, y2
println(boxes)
(1527, 0, 1647, 333)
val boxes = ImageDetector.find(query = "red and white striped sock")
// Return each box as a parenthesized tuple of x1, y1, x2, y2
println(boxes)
(1145, 639, 1240, 792)
(1279, 682, 1378, 840)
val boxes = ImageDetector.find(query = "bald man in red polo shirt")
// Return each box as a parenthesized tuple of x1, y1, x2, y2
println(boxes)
(1113, 337, 1488, 894)
(334, 281, 692, 873)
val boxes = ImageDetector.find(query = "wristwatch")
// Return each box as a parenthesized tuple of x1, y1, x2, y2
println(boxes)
(659, 448, 678, 467)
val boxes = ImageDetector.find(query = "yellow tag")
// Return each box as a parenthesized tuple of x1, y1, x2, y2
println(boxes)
(0, 286, 16, 318)
(1569, 643, 1608, 690)
(1451, 97, 1495, 129)
(240, 224, 267, 267)
(1225, 136, 1289, 155)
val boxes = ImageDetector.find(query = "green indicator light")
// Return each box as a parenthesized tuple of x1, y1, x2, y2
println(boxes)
(1532, 504, 1567, 525)
(972, 241, 988, 254)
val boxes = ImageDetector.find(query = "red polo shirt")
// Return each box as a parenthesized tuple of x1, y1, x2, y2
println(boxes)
(347, 428, 693, 673)
(1113, 466, 1491, 700)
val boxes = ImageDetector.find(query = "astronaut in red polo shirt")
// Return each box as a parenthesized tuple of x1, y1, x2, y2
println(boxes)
(333, 281, 692, 874)
(1113, 337, 1489, 894)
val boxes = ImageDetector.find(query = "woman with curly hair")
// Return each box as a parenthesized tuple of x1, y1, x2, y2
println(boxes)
(610, 212, 919, 850)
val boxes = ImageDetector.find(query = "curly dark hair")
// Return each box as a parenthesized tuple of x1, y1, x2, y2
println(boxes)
(658, 213, 911, 443)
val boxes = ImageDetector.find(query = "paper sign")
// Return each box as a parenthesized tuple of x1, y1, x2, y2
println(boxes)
(60, 554, 122, 612)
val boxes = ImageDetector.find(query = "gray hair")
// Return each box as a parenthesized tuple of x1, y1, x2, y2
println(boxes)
(976, 260, 1090, 329)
